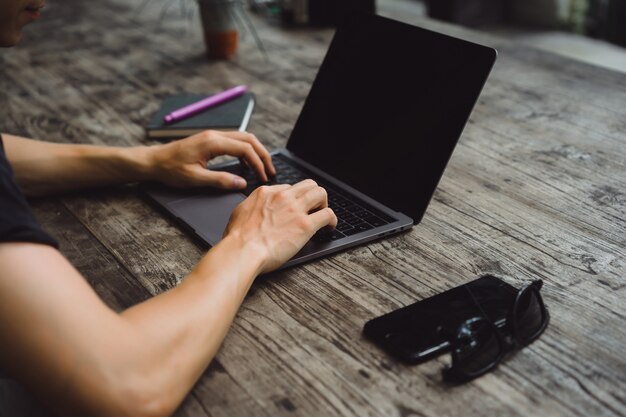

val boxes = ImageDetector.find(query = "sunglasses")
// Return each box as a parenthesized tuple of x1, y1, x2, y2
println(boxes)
(440, 280, 549, 383)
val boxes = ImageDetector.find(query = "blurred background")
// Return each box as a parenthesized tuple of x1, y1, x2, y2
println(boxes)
(248, 0, 626, 73)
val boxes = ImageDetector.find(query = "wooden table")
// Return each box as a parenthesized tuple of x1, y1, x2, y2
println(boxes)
(1, 1, 625, 416)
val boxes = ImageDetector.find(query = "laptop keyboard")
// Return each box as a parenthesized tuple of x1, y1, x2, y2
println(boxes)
(217, 154, 395, 242)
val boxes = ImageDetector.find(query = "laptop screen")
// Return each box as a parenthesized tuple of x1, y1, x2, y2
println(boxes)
(287, 13, 496, 223)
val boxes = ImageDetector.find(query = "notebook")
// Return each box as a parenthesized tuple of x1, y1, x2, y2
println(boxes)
(143, 13, 497, 270)
(146, 93, 255, 139)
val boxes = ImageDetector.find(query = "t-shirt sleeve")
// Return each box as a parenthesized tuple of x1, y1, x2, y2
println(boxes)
(0, 134, 59, 248)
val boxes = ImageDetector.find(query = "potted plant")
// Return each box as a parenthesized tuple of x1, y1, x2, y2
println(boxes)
(197, 0, 241, 59)
(183, 0, 265, 59)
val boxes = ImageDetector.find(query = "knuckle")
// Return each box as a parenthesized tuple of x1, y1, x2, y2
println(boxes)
(256, 185, 273, 198)
(243, 143, 255, 154)
(296, 215, 313, 231)
(200, 131, 220, 146)
(274, 189, 291, 203)
(201, 130, 214, 140)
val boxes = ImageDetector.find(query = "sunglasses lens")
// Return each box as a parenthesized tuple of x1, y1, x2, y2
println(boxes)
(454, 319, 501, 376)
(515, 288, 545, 343)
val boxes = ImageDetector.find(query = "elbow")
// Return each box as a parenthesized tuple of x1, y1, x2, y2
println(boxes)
(112, 385, 177, 417)
(65, 371, 180, 417)
(104, 379, 179, 417)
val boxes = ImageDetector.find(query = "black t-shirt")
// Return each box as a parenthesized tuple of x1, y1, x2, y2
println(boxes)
(0, 135, 58, 248)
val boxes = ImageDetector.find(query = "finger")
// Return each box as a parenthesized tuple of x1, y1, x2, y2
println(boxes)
(239, 157, 250, 172)
(227, 131, 275, 176)
(223, 131, 276, 176)
(210, 135, 268, 182)
(289, 179, 319, 198)
(299, 185, 329, 212)
(309, 207, 338, 231)
(251, 183, 291, 196)
(190, 166, 247, 189)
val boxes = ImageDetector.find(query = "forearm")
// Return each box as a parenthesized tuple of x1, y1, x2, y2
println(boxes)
(0, 238, 263, 417)
(2, 134, 153, 195)
(116, 235, 264, 412)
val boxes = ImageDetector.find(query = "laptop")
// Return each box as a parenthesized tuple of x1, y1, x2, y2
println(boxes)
(144, 13, 496, 270)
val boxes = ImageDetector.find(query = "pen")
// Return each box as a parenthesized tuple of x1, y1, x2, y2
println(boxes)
(164, 85, 248, 124)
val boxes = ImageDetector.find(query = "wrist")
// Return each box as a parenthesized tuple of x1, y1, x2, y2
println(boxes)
(214, 233, 268, 281)
(118, 145, 159, 183)
(188, 234, 266, 298)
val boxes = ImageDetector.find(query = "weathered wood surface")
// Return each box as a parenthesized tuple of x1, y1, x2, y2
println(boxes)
(1, 0, 625, 416)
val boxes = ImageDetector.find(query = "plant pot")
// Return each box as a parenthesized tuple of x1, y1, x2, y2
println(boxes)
(197, 0, 239, 59)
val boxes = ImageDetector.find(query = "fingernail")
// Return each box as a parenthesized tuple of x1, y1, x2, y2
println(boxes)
(232, 177, 246, 189)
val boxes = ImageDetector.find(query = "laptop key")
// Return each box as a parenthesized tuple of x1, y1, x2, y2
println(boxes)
(312, 228, 345, 242)
(363, 215, 388, 227)
(333, 207, 348, 217)
(353, 208, 372, 218)
(343, 222, 373, 236)
(342, 213, 360, 224)
(336, 222, 354, 233)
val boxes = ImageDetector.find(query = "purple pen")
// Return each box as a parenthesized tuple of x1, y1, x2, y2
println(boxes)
(163, 85, 248, 124)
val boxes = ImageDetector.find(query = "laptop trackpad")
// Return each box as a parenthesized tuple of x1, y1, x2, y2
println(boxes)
(168, 192, 245, 246)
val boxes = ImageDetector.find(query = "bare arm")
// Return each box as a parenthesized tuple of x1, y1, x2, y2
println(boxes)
(2, 131, 275, 196)
(0, 181, 337, 417)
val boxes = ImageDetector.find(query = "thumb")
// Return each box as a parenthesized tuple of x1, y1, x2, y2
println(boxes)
(190, 166, 247, 189)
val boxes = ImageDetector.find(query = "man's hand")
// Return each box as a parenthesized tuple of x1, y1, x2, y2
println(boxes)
(3, 131, 275, 195)
(147, 130, 276, 190)
(222, 180, 338, 273)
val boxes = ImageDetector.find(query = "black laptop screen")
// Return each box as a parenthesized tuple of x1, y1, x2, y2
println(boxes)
(287, 13, 496, 223)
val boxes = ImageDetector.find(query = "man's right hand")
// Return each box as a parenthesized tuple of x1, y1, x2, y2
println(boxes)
(223, 179, 338, 273)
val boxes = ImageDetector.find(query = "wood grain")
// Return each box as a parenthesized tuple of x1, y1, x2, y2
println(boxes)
(1, 0, 624, 416)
